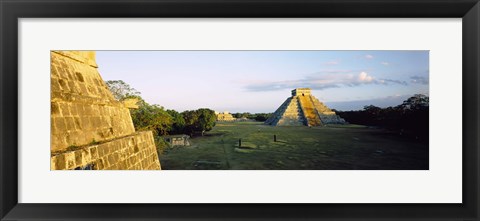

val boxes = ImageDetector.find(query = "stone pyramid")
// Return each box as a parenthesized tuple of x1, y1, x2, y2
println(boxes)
(265, 88, 346, 126)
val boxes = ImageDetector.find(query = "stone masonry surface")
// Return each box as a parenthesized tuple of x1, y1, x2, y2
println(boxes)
(51, 131, 161, 170)
(51, 51, 161, 170)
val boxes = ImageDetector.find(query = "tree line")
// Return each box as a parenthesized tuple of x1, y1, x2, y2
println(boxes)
(230, 112, 272, 122)
(335, 94, 429, 141)
(106, 80, 216, 137)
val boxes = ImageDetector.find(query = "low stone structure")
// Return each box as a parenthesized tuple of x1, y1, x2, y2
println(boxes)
(265, 88, 346, 126)
(50, 51, 161, 170)
(215, 111, 236, 121)
(236, 117, 254, 122)
(163, 135, 190, 147)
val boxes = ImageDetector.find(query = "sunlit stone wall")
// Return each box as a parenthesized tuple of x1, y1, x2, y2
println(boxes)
(50, 51, 161, 170)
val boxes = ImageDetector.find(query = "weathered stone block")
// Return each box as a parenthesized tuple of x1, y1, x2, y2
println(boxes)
(52, 154, 66, 170)
(54, 117, 66, 132)
(102, 157, 110, 168)
(83, 105, 93, 116)
(57, 79, 69, 91)
(64, 152, 76, 170)
(81, 148, 91, 163)
(97, 146, 107, 158)
(64, 117, 76, 131)
(89, 146, 98, 159)
(74, 151, 82, 166)
(94, 159, 104, 170)
(107, 154, 116, 165)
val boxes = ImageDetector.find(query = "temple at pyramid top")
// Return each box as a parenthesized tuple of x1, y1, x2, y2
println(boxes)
(265, 88, 346, 126)
(291, 88, 311, 96)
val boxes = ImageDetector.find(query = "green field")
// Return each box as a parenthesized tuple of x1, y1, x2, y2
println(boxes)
(159, 122, 428, 170)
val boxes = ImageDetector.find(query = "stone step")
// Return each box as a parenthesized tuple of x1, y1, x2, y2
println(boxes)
(298, 95, 322, 126)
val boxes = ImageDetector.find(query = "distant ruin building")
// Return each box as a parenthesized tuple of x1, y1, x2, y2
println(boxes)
(50, 51, 161, 170)
(163, 135, 190, 147)
(215, 111, 236, 122)
(265, 88, 346, 126)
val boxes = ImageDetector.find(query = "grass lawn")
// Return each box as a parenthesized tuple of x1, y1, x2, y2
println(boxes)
(159, 122, 428, 170)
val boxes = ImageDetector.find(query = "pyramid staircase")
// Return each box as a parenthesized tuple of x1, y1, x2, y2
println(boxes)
(264, 97, 306, 126)
(265, 88, 346, 126)
(298, 94, 323, 126)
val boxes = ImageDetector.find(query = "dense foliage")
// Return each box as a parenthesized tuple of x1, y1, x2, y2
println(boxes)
(181, 109, 217, 136)
(105, 80, 217, 137)
(166, 109, 186, 135)
(130, 100, 173, 136)
(255, 113, 272, 121)
(231, 112, 272, 122)
(336, 94, 429, 140)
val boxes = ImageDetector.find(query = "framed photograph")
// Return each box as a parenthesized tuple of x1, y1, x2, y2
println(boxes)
(50, 50, 430, 171)
(1, 0, 479, 220)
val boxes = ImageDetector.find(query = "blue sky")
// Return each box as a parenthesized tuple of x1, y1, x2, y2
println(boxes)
(96, 51, 429, 112)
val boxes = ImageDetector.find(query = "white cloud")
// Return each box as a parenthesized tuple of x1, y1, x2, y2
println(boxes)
(410, 76, 429, 85)
(245, 71, 406, 91)
(380, 78, 408, 86)
(358, 71, 374, 82)
(381, 62, 390, 66)
(324, 60, 339, 65)
(365, 54, 374, 59)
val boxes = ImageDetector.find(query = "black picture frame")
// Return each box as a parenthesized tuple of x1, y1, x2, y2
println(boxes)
(1, 0, 479, 220)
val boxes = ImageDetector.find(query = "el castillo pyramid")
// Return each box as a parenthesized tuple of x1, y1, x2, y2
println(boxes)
(265, 88, 346, 126)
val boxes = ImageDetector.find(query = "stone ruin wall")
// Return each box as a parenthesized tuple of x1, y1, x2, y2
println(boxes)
(291, 88, 311, 96)
(216, 112, 236, 122)
(50, 51, 161, 170)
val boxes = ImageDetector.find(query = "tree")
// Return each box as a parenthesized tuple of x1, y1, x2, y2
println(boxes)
(130, 100, 173, 136)
(232, 113, 242, 118)
(166, 109, 185, 135)
(254, 113, 272, 122)
(182, 110, 199, 136)
(104, 80, 218, 137)
(105, 80, 141, 101)
(241, 112, 251, 118)
(336, 94, 429, 140)
(399, 94, 429, 111)
(363, 105, 382, 115)
(232, 112, 251, 119)
(195, 108, 217, 136)
(396, 94, 429, 139)
(181, 109, 216, 136)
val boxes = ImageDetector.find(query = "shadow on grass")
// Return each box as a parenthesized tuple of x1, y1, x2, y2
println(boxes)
(200, 132, 226, 137)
